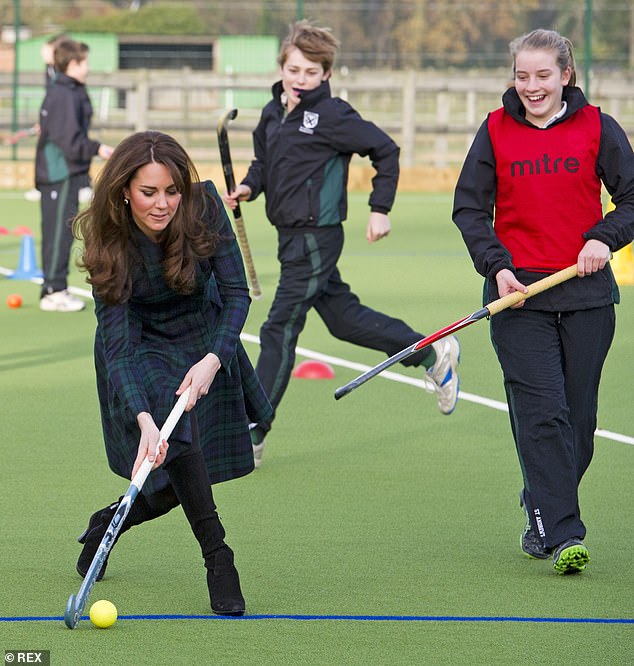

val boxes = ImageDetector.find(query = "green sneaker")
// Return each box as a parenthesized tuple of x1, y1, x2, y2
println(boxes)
(553, 538, 589, 574)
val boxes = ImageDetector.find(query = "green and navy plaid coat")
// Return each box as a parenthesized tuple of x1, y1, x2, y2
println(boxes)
(92, 180, 272, 494)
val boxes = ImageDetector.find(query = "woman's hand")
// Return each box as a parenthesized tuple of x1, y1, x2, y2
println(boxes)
(578, 239, 611, 276)
(131, 412, 169, 477)
(495, 268, 528, 309)
(176, 353, 222, 411)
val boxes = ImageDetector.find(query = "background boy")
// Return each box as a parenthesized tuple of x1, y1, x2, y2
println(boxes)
(35, 38, 113, 312)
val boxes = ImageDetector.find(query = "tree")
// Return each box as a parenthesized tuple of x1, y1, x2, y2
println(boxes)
(7, 0, 632, 71)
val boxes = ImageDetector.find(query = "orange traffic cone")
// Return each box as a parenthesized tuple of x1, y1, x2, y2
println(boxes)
(10, 234, 43, 280)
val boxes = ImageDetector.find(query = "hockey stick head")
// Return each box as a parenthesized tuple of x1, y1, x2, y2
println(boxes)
(217, 108, 238, 137)
(217, 109, 239, 191)
(64, 594, 80, 629)
(62, 546, 103, 629)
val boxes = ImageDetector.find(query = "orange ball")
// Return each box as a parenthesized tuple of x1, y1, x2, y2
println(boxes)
(7, 294, 22, 308)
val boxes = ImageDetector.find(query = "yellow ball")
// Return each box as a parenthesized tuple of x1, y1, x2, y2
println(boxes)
(89, 599, 118, 628)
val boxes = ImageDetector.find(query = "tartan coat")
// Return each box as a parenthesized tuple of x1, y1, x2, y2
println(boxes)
(92, 180, 272, 494)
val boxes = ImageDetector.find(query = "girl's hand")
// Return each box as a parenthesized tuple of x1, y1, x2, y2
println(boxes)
(176, 353, 222, 411)
(496, 268, 528, 309)
(131, 412, 169, 477)
(577, 239, 611, 276)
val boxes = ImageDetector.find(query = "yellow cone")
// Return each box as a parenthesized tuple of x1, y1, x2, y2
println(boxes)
(612, 244, 634, 285)
(605, 198, 634, 285)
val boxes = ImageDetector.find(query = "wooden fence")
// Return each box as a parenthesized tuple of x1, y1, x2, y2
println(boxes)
(1, 67, 633, 176)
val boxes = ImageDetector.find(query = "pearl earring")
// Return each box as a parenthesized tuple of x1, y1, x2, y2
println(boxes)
(124, 197, 129, 205)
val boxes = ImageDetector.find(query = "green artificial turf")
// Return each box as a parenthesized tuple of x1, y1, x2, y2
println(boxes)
(1, 190, 632, 665)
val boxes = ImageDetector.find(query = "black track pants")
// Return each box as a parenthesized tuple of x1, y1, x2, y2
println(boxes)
(38, 174, 83, 295)
(255, 225, 431, 421)
(491, 305, 615, 548)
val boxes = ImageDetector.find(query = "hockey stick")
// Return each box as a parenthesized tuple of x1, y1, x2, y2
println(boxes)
(217, 108, 262, 299)
(63, 387, 191, 629)
(2, 124, 39, 145)
(334, 264, 579, 400)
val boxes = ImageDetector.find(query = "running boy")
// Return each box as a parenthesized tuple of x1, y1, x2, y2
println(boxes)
(224, 20, 460, 467)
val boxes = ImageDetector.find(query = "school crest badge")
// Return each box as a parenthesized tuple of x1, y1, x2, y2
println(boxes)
(300, 111, 319, 134)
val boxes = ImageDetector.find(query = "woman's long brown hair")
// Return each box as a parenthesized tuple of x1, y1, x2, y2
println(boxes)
(74, 131, 219, 304)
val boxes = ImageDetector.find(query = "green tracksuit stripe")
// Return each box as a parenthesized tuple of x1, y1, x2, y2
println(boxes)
(268, 233, 321, 404)
(49, 178, 70, 285)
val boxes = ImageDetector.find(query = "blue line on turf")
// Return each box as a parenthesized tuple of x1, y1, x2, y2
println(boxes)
(2, 613, 633, 624)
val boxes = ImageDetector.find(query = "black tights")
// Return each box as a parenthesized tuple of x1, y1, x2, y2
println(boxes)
(123, 417, 226, 564)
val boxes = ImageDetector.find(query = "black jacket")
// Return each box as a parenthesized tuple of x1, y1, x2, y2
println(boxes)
(242, 80, 399, 230)
(35, 72, 101, 186)
(453, 86, 634, 310)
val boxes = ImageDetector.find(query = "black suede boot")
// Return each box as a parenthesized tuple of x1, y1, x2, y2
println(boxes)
(76, 486, 179, 580)
(166, 448, 246, 616)
(202, 521, 246, 616)
(206, 546, 245, 616)
(76, 500, 121, 581)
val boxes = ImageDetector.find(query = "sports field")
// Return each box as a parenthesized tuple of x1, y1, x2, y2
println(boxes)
(1, 189, 632, 665)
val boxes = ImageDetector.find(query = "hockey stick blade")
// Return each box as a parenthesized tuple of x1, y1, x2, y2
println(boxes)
(63, 387, 191, 629)
(334, 264, 578, 400)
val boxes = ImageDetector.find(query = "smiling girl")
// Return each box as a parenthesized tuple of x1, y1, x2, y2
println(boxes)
(452, 29, 634, 574)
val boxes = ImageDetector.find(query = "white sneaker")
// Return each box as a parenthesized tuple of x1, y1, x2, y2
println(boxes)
(249, 422, 266, 469)
(24, 188, 41, 202)
(425, 336, 460, 414)
(40, 289, 85, 312)
(78, 186, 93, 203)
(253, 440, 266, 469)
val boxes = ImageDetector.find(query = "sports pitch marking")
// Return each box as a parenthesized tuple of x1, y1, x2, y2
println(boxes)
(1, 269, 633, 628)
(1, 268, 632, 447)
(240, 333, 634, 447)
(2, 613, 633, 625)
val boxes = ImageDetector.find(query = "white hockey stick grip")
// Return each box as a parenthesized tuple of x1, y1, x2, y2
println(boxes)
(130, 387, 191, 490)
